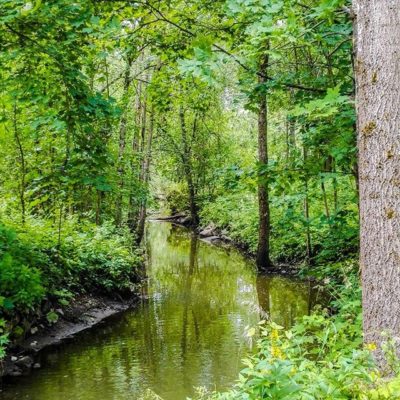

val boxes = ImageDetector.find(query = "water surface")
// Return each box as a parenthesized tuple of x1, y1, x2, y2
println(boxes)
(0, 222, 320, 400)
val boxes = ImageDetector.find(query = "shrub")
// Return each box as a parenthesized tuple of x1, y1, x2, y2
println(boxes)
(197, 267, 400, 400)
(0, 216, 143, 356)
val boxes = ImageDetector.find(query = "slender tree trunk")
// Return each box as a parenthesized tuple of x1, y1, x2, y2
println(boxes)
(115, 57, 133, 226)
(355, 0, 400, 364)
(321, 179, 330, 219)
(179, 107, 199, 226)
(136, 110, 155, 244)
(256, 51, 271, 270)
(303, 146, 312, 261)
(95, 191, 102, 225)
(128, 80, 144, 230)
(13, 104, 26, 224)
(333, 159, 338, 213)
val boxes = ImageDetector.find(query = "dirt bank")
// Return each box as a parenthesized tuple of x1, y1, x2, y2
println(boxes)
(0, 294, 137, 378)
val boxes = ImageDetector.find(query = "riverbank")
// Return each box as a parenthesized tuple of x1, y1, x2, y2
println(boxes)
(0, 220, 322, 400)
(1, 294, 138, 378)
(0, 217, 144, 377)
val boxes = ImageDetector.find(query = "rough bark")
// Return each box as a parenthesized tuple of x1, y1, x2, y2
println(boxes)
(355, 0, 400, 364)
(256, 51, 272, 270)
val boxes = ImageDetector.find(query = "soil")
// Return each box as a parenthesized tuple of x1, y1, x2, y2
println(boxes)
(0, 294, 137, 378)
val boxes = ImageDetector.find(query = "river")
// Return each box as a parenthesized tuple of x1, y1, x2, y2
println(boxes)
(0, 221, 321, 400)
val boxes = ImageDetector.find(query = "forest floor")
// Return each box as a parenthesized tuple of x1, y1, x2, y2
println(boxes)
(1, 294, 139, 378)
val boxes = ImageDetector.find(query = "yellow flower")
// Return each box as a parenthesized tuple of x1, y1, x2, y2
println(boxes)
(366, 342, 377, 351)
(270, 329, 279, 341)
(271, 345, 284, 359)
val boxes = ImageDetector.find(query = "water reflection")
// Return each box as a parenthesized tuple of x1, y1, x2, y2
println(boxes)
(0, 222, 320, 400)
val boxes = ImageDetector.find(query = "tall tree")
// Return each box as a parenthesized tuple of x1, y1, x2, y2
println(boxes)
(355, 0, 400, 363)
(256, 51, 272, 270)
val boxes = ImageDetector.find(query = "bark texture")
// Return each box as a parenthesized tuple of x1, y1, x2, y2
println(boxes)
(355, 0, 400, 361)
(256, 51, 271, 270)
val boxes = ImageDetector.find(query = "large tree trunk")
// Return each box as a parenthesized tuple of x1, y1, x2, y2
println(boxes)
(256, 51, 271, 270)
(355, 0, 400, 364)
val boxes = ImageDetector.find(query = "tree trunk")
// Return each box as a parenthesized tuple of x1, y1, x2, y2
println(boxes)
(13, 104, 26, 224)
(256, 51, 271, 270)
(136, 110, 155, 244)
(115, 57, 133, 226)
(179, 107, 199, 227)
(355, 0, 400, 364)
(303, 146, 312, 262)
(128, 80, 145, 231)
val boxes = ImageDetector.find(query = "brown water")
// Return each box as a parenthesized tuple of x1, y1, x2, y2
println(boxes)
(0, 222, 321, 400)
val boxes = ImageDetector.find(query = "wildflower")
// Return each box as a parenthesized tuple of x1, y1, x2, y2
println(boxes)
(365, 342, 377, 351)
(271, 345, 284, 359)
(270, 329, 279, 341)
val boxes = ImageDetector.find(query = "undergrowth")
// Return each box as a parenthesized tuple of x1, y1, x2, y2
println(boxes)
(0, 215, 142, 354)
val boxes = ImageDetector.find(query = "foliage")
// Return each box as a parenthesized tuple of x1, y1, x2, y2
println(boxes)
(0, 216, 142, 351)
(0, 2, 375, 397)
(0, 318, 8, 359)
(194, 267, 400, 400)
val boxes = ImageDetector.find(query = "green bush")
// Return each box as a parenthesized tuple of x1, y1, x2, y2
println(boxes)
(2, 217, 143, 296)
(199, 189, 358, 264)
(164, 183, 190, 215)
(0, 318, 8, 359)
(0, 216, 143, 355)
(0, 224, 45, 314)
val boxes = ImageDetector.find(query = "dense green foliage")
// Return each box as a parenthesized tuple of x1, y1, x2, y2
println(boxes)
(0, 216, 141, 340)
(0, 0, 395, 398)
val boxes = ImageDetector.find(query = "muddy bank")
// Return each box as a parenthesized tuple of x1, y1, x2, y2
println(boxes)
(0, 295, 137, 378)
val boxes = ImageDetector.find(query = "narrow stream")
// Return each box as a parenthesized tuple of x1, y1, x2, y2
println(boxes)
(0, 222, 321, 400)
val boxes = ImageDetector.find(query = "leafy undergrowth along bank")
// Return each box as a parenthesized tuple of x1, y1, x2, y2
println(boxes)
(190, 262, 400, 400)
(0, 216, 143, 364)
(198, 192, 358, 265)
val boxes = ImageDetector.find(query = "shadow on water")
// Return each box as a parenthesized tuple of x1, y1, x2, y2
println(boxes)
(0, 221, 323, 400)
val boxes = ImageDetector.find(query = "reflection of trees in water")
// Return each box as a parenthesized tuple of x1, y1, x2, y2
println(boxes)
(255, 275, 319, 328)
(181, 232, 198, 388)
(9, 222, 322, 400)
(256, 275, 270, 319)
(143, 222, 260, 393)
